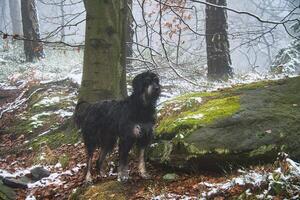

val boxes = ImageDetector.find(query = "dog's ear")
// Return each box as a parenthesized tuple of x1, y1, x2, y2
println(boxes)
(132, 75, 143, 95)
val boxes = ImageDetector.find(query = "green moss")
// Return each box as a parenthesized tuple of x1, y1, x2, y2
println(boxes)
(156, 95, 241, 137)
(174, 91, 219, 101)
(82, 181, 127, 200)
(232, 79, 275, 91)
(59, 154, 70, 169)
(149, 141, 173, 163)
(30, 128, 80, 151)
(249, 144, 277, 157)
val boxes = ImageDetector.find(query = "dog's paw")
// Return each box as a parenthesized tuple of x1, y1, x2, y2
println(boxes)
(133, 124, 141, 138)
(139, 172, 151, 179)
(84, 171, 93, 185)
(117, 175, 131, 182)
(99, 170, 106, 178)
(84, 177, 93, 186)
(117, 172, 130, 182)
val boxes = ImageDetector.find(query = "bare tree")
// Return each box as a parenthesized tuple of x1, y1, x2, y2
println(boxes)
(59, 0, 65, 42)
(205, 0, 232, 80)
(8, 0, 23, 35)
(21, 0, 45, 62)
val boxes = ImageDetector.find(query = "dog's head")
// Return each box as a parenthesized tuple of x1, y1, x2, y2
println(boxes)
(132, 71, 161, 105)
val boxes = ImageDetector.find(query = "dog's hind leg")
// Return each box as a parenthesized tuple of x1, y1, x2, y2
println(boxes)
(85, 147, 95, 184)
(118, 139, 134, 182)
(96, 147, 108, 177)
(138, 148, 150, 179)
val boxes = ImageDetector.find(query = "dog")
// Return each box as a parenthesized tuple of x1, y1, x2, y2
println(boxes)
(74, 71, 161, 183)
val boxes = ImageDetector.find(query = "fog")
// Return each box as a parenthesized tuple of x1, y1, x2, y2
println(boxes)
(0, 0, 297, 73)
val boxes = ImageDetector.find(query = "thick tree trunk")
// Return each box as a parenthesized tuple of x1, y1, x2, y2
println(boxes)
(205, 0, 232, 80)
(21, 0, 44, 62)
(8, 0, 22, 35)
(79, 0, 127, 103)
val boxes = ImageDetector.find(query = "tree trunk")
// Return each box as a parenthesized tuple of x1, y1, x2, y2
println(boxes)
(79, 0, 127, 103)
(21, 0, 44, 62)
(205, 0, 232, 80)
(60, 0, 65, 42)
(0, 0, 8, 32)
(8, 0, 22, 35)
(125, 0, 133, 68)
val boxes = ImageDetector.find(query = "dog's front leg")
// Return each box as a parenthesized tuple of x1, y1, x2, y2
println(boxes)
(138, 148, 150, 179)
(118, 140, 133, 182)
(96, 147, 108, 177)
(85, 152, 94, 184)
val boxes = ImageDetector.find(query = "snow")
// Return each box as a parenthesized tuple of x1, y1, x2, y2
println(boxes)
(0, 165, 42, 178)
(198, 154, 300, 198)
(0, 163, 86, 189)
(152, 193, 197, 200)
(54, 162, 62, 169)
(25, 195, 36, 200)
(35, 96, 60, 107)
(38, 130, 51, 137)
(178, 113, 204, 121)
(199, 170, 268, 198)
(54, 109, 73, 118)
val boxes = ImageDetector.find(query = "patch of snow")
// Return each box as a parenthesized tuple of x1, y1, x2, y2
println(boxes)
(150, 143, 158, 148)
(152, 193, 197, 200)
(199, 170, 267, 198)
(25, 195, 36, 200)
(38, 130, 51, 137)
(178, 113, 204, 122)
(35, 96, 60, 107)
(54, 163, 62, 169)
(0, 165, 42, 178)
(28, 164, 85, 189)
(0, 83, 18, 90)
(54, 109, 73, 118)
(190, 97, 202, 103)
(67, 72, 82, 85)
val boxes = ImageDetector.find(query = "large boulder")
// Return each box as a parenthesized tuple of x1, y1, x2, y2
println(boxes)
(149, 76, 300, 171)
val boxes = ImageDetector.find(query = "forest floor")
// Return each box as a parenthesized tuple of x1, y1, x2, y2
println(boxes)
(1, 79, 300, 200)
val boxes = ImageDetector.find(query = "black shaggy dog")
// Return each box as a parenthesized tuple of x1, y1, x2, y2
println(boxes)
(74, 71, 161, 183)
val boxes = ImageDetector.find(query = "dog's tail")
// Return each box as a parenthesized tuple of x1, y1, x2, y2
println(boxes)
(74, 100, 90, 129)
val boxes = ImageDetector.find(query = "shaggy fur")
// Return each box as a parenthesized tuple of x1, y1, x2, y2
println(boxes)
(74, 71, 161, 183)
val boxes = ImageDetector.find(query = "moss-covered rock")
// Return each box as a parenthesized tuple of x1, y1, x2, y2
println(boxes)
(0, 181, 16, 200)
(79, 181, 128, 200)
(1, 79, 80, 156)
(149, 76, 300, 171)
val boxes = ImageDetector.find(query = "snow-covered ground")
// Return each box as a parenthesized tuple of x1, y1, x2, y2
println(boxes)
(1, 41, 299, 106)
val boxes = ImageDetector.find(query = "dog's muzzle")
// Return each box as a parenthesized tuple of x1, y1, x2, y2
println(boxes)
(149, 83, 160, 96)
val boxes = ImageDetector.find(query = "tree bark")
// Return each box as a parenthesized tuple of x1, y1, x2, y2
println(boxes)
(79, 0, 127, 103)
(205, 0, 232, 80)
(21, 0, 45, 62)
(8, 0, 22, 35)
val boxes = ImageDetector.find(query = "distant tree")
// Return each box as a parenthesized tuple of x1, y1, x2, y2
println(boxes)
(8, 0, 22, 35)
(205, 0, 232, 80)
(125, 0, 133, 68)
(21, 0, 45, 62)
(59, 0, 65, 42)
(0, 0, 9, 32)
(79, 0, 127, 103)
